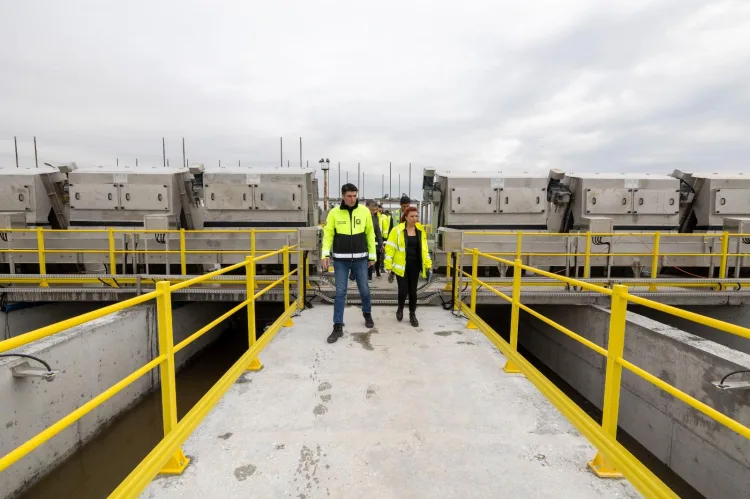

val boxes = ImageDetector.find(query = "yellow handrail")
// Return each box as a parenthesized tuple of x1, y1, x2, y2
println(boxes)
(462, 248, 750, 497)
(0, 244, 301, 495)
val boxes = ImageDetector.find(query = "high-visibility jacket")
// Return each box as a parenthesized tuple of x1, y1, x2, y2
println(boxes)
(379, 213, 391, 238)
(384, 222, 432, 278)
(322, 201, 377, 261)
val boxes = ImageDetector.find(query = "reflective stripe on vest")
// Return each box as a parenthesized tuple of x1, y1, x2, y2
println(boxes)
(331, 252, 368, 259)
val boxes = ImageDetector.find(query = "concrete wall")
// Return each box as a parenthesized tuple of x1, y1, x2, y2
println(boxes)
(0, 302, 233, 499)
(517, 305, 750, 499)
(1, 303, 104, 341)
(632, 304, 750, 355)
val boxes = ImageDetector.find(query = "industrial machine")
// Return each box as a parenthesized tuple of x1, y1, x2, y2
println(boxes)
(430, 167, 750, 278)
(188, 166, 320, 268)
(0, 164, 72, 273)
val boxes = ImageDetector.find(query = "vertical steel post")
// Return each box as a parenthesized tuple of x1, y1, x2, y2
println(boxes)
(584, 232, 592, 279)
(250, 229, 256, 260)
(467, 249, 479, 329)
(282, 245, 294, 327)
(649, 232, 660, 291)
(503, 258, 523, 373)
(14, 136, 19, 168)
(155, 281, 190, 473)
(34, 136, 38, 168)
(719, 231, 730, 279)
(245, 256, 262, 371)
(515, 231, 523, 261)
(389, 162, 392, 199)
(409, 162, 411, 198)
(36, 227, 48, 287)
(179, 228, 186, 275)
(182, 138, 186, 168)
(162, 137, 166, 167)
(108, 228, 117, 276)
(589, 284, 628, 478)
(298, 248, 305, 310)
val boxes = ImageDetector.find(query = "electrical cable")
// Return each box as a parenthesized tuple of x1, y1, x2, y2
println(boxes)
(719, 370, 750, 386)
(0, 353, 52, 372)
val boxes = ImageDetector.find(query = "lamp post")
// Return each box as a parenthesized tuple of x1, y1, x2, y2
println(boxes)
(320, 158, 330, 211)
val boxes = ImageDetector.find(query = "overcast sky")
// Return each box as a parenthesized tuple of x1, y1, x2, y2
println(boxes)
(1, 0, 749, 196)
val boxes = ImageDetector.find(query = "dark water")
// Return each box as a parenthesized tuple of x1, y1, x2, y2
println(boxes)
(15, 304, 284, 499)
(476, 305, 705, 499)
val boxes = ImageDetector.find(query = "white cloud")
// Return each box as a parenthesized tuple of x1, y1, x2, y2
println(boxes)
(1, 0, 749, 196)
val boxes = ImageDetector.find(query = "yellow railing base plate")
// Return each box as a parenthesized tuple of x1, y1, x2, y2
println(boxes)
(466, 321, 478, 330)
(588, 453, 623, 479)
(158, 450, 190, 475)
(282, 318, 295, 328)
(502, 361, 522, 374)
(246, 357, 263, 371)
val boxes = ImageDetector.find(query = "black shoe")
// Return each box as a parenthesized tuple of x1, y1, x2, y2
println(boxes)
(364, 313, 374, 328)
(396, 307, 403, 322)
(349, 273, 355, 281)
(410, 313, 419, 327)
(327, 324, 344, 344)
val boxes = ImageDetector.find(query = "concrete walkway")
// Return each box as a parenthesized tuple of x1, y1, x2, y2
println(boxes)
(141, 306, 639, 499)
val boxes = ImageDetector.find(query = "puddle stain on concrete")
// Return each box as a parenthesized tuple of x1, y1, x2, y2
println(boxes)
(317, 382, 332, 391)
(434, 330, 463, 337)
(313, 404, 328, 416)
(217, 432, 233, 440)
(233, 464, 256, 481)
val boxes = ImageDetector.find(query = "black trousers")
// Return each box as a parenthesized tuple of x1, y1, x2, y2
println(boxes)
(369, 245, 383, 278)
(396, 260, 420, 313)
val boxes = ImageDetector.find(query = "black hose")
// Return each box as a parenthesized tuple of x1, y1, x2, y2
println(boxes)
(720, 370, 750, 386)
(302, 251, 311, 309)
(0, 353, 52, 371)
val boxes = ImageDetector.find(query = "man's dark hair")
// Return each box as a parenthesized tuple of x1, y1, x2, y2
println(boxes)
(342, 183, 358, 195)
(400, 195, 410, 204)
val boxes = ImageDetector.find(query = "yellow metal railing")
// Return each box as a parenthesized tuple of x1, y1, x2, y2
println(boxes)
(0, 244, 304, 498)
(458, 248, 750, 499)
(0, 227, 296, 275)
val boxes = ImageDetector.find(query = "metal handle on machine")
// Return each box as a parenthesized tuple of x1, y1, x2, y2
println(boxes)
(488, 197, 491, 204)
(457, 197, 460, 204)
(261, 193, 264, 201)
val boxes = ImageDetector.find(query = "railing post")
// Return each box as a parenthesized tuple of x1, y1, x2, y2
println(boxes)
(245, 256, 262, 371)
(250, 229, 256, 260)
(179, 228, 186, 276)
(282, 245, 294, 327)
(589, 283, 627, 478)
(649, 232, 660, 291)
(503, 258, 523, 374)
(297, 248, 305, 310)
(719, 231, 729, 279)
(584, 231, 592, 279)
(515, 231, 523, 261)
(444, 251, 452, 291)
(108, 228, 117, 276)
(453, 251, 461, 312)
(155, 281, 190, 474)
(36, 227, 48, 287)
(467, 249, 479, 329)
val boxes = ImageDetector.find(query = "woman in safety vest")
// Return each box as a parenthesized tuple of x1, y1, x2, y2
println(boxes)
(384, 206, 432, 327)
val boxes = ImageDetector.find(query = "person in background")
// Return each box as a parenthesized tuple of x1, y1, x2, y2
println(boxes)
(366, 199, 383, 279)
(392, 195, 411, 228)
(378, 204, 391, 273)
(384, 206, 432, 327)
(321, 183, 377, 344)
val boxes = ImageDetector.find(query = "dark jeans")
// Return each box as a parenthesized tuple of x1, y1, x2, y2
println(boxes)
(334, 258, 371, 325)
(396, 260, 421, 314)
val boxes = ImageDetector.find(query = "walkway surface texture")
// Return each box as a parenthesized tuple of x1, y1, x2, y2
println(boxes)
(141, 305, 640, 499)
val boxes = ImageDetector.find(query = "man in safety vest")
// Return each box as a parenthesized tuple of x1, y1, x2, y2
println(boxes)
(391, 195, 412, 229)
(321, 183, 377, 344)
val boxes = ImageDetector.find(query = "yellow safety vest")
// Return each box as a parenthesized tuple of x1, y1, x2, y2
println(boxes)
(322, 202, 376, 261)
(379, 213, 391, 236)
(384, 222, 432, 278)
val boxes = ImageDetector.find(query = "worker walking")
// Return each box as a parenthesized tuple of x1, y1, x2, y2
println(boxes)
(321, 183, 377, 344)
(384, 206, 432, 327)
(392, 195, 411, 228)
(378, 204, 391, 273)
(366, 199, 383, 279)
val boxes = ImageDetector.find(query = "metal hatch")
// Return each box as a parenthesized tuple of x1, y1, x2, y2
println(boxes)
(0, 184, 32, 212)
(633, 189, 679, 215)
(585, 188, 632, 215)
(69, 184, 119, 211)
(120, 184, 170, 211)
(497, 187, 546, 214)
(254, 184, 303, 211)
(204, 184, 253, 211)
(450, 187, 497, 214)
